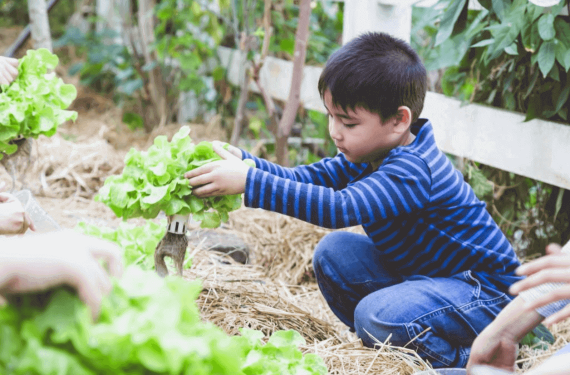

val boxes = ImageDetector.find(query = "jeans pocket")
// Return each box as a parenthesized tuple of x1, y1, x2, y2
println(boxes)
(461, 270, 482, 299)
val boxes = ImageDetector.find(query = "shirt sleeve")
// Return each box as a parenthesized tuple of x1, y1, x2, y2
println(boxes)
(518, 241, 570, 318)
(241, 149, 367, 190)
(243, 153, 431, 229)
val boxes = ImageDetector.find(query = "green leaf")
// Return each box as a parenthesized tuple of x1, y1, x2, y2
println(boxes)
(267, 330, 306, 348)
(504, 43, 518, 55)
(525, 93, 542, 122)
(142, 185, 170, 205)
(554, 85, 570, 113)
(279, 38, 295, 55)
(492, 0, 506, 21)
(435, 0, 468, 46)
(471, 39, 495, 48)
(538, 41, 556, 77)
(564, 50, 570, 72)
(538, 14, 556, 41)
(554, 188, 565, 221)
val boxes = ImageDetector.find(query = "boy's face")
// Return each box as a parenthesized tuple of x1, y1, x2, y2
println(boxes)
(323, 90, 406, 165)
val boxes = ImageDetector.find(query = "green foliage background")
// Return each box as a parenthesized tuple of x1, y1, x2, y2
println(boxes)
(411, 0, 570, 255)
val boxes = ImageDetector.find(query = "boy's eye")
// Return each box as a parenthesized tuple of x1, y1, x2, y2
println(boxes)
(343, 123, 356, 128)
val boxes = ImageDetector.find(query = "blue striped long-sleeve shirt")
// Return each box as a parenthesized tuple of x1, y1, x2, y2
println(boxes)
(242, 120, 521, 292)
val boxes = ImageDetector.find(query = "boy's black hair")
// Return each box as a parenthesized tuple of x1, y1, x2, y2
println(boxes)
(318, 32, 427, 123)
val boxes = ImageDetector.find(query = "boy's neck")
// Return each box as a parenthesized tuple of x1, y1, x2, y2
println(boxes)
(370, 131, 416, 170)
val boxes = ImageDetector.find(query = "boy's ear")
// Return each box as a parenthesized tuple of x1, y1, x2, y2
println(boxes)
(392, 106, 412, 134)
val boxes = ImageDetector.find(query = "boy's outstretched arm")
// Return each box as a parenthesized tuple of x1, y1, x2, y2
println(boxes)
(184, 143, 251, 197)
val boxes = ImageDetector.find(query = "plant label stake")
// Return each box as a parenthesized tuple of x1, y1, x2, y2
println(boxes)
(154, 214, 189, 277)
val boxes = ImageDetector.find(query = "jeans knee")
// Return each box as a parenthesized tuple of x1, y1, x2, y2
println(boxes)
(354, 296, 410, 348)
(313, 231, 347, 271)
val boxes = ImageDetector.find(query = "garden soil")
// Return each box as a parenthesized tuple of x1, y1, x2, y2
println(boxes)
(1, 88, 568, 375)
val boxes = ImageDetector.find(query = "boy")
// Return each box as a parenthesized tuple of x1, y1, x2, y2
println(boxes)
(184, 32, 521, 368)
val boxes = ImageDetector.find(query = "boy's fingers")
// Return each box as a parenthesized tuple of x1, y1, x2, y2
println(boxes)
(187, 173, 215, 189)
(184, 163, 218, 179)
(212, 143, 240, 161)
(191, 184, 220, 198)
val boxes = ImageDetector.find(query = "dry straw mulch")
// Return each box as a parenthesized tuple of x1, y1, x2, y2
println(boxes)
(227, 208, 365, 285)
(183, 244, 433, 375)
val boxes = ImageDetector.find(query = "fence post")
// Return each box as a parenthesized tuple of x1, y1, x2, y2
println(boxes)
(342, 0, 413, 44)
(27, 0, 53, 51)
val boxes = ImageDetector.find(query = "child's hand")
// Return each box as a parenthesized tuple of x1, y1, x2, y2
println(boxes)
(509, 243, 570, 326)
(184, 142, 251, 197)
(0, 231, 123, 321)
(0, 56, 19, 86)
(212, 141, 243, 160)
(0, 192, 36, 235)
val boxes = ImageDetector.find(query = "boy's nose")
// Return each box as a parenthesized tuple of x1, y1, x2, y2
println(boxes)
(329, 119, 342, 140)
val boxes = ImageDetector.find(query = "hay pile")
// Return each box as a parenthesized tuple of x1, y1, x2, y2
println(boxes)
(184, 242, 433, 375)
(227, 208, 365, 285)
(0, 134, 125, 198)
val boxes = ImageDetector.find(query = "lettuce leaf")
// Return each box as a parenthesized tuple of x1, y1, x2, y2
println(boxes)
(75, 220, 166, 270)
(0, 49, 78, 158)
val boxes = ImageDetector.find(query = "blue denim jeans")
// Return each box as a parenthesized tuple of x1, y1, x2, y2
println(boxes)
(313, 231, 513, 368)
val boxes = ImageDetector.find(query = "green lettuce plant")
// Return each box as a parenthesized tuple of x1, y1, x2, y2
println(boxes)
(75, 220, 167, 270)
(0, 266, 243, 374)
(96, 126, 242, 228)
(0, 48, 77, 158)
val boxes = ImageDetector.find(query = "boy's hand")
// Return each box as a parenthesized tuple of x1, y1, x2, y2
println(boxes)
(0, 57, 19, 86)
(0, 231, 123, 321)
(184, 143, 251, 197)
(212, 141, 243, 160)
(0, 192, 36, 235)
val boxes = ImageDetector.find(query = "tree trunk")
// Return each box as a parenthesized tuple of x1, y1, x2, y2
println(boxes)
(96, 0, 124, 45)
(275, 0, 311, 166)
(137, 0, 168, 131)
(27, 0, 53, 51)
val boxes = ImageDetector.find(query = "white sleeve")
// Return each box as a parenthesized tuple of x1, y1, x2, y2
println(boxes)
(518, 241, 570, 318)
